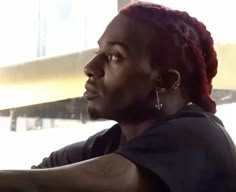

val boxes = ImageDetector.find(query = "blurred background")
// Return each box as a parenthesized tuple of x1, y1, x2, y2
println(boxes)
(0, 0, 235, 169)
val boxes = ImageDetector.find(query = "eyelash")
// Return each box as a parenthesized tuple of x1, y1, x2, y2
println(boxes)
(95, 50, 123, 63)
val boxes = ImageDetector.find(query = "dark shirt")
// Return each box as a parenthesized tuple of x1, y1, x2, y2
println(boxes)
(32, 104, 236, 192)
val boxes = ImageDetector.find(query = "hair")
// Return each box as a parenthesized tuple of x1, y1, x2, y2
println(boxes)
(119, 2, 218, 113)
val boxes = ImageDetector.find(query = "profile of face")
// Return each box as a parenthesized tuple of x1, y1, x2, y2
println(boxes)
(83, 14, 162, 122)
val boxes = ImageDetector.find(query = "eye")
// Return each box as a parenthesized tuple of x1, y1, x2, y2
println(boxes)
(108, 54, 121, 62)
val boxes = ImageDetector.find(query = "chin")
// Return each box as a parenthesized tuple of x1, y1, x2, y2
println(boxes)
(88, 107, 104, 120)
(87, 105, 115, 121)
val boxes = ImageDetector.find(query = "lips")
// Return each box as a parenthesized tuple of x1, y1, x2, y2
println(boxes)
(84, 90, 99, 100)
(84, 82, 99, 100)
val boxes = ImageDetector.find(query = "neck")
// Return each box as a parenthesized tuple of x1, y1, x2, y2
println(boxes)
(118, 96, 189, 141)
(119, 118, 157, 141)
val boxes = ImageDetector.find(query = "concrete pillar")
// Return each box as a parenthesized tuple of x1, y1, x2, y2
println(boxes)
(10, 109, 17, 132)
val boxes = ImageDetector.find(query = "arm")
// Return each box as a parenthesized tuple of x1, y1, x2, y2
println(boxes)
(0, 153, 156, 192)
(32, 128, 113, 169)
(32, 141, 86, 168)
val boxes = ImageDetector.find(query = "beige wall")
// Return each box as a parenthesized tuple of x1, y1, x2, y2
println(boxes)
(214, 44, 236, 90)
(0, 49, 95, 109)
(0, 44, 235, 109)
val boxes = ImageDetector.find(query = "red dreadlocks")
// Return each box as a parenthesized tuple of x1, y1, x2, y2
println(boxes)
(120, 2, 218, 113)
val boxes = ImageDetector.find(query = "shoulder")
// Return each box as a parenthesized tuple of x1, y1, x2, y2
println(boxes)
(156, 104, 225, 136)
(116, 104, 236, 191)
(85, 123, 121, 146)
(148, 104, 233, 152)
(83, 123, 122, 159)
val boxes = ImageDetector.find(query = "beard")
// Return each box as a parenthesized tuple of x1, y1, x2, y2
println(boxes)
(87, 106, 103, 120)
(87, 99, 161, 124)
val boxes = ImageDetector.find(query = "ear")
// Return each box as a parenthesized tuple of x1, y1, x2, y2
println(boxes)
(154, 77, 167, 94)
(151, 69, 168, 94)
(155, 69, 181, 93)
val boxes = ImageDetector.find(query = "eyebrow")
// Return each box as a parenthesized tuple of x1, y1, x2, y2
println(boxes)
(98, 40, 129, 51)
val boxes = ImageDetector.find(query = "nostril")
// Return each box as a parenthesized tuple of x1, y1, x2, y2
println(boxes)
(84, 66, 93, 77)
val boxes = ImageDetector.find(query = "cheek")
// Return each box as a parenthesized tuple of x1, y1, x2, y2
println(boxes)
(103, 70, 152, 106)
(87, 67, 154, 119)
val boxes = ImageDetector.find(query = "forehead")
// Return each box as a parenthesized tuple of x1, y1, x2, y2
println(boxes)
(99, 14, 156, 51)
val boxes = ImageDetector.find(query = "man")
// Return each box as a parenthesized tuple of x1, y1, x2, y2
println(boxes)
(0, 2, 235, 191)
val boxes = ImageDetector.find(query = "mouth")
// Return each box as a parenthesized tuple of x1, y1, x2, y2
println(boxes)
(83, 90, 99, 100)
(84, 82, 99, 100)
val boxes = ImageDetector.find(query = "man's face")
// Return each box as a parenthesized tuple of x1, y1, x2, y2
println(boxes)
(83, 14, 158, 121)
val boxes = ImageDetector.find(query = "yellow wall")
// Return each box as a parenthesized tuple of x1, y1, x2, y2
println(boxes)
(214, 43, 236, 90)
(0, 49, 95, 109)
(0, 45, 235, 110)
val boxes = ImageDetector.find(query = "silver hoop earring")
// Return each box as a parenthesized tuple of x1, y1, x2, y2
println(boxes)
(168, 69, 181, 90)
(155, 89, 162, 110)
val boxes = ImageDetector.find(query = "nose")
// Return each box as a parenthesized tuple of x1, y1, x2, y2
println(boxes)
(84, 56, 104, 78)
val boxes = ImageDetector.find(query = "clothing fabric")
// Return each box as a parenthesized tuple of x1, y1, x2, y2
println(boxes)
(32, 104, 236, 192)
